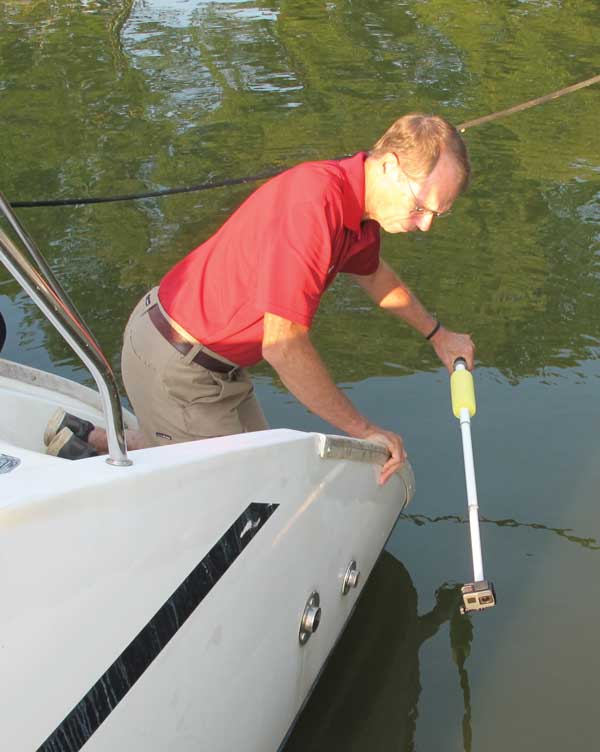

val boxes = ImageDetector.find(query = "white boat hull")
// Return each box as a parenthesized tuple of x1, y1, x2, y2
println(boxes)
(0, 361, 414, 752)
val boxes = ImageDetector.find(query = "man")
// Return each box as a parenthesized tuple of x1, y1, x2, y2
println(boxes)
(46, 113, 475, 484)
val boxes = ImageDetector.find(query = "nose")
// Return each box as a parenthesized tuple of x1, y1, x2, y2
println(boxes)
(416, 212, 434, 232)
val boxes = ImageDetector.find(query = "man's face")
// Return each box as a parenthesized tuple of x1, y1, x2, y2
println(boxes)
(369, 150, 462, 234)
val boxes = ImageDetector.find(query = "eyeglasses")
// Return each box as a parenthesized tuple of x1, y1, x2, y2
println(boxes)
(400, 166, 452, 220)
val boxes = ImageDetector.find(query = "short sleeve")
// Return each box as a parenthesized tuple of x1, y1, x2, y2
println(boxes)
(254, 200, 339, 327)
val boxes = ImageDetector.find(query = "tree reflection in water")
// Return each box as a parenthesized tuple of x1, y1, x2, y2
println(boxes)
(284, 551, 473, 752)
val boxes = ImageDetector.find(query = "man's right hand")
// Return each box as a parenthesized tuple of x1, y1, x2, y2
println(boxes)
(262, 313, 407, 485)
(361, 426, 407, 485)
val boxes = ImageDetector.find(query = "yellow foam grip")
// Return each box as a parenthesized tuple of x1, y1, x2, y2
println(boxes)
(451, 369, 477, 418)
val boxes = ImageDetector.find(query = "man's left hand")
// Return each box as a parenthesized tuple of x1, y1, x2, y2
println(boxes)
(430, 327, 475, 372)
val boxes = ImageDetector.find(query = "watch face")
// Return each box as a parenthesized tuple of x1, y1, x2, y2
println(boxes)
(0, 453, 20, 474)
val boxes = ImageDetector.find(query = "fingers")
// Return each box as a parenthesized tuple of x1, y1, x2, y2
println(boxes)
(371, 431, 407, 485)
(461, 335, 476, 371)
(448, 347, 475, 373)
(362, 428, 408, 485)
(433, 330, 476, 372)
(378, 454, 405, 485)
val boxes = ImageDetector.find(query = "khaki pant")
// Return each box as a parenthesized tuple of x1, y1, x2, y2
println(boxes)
(121, 288, 268, 447)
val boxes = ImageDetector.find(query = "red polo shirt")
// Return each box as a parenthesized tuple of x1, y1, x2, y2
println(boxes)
(159, 152, 380, 367)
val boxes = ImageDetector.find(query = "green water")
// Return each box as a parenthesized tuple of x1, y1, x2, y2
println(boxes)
(1, 1, 599, 749)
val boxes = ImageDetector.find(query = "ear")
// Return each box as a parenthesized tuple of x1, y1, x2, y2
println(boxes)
(381, 152, 401, 180)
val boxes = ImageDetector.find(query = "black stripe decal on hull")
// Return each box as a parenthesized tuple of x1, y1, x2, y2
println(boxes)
(37, 502, 279, 752)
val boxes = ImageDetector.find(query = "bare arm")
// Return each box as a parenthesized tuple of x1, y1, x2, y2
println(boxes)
(351, 260, 476, 372)
(352, 259, 438, 335)
(262, 312, 406, 484)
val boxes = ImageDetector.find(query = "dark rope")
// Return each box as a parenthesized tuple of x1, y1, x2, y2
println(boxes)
(9, 73, 600, 210)
(10, 168, 288, 209)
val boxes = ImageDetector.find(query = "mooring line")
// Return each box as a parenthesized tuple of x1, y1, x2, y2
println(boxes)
(457, 73, 600, 131)
(9, 73, 600, 209)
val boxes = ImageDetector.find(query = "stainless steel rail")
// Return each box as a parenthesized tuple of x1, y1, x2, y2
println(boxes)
(0, 192, 131, 466)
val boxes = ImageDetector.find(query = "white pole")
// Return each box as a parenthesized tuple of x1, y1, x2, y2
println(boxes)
(458, 405, 485, 582)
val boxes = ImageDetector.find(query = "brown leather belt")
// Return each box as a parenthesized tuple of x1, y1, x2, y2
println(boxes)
(148, 304, 237, 374)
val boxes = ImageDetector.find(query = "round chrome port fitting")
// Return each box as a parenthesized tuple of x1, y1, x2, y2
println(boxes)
(342, 560, 360, 595)
(299, 592, 321, 645)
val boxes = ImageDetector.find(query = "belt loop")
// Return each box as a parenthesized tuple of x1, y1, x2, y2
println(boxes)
(181, 343, 202, 366)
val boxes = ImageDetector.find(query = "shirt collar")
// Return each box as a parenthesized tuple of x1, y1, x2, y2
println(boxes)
(338, 151, 368, 235)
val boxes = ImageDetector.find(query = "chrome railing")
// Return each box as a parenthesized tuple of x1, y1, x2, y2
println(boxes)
(0, 192, 131, 466)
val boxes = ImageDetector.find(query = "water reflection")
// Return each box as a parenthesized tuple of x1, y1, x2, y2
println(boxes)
(401, 513, 600, 552)
(284, 551, 474, 752)
(1, 0, 599, 383)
